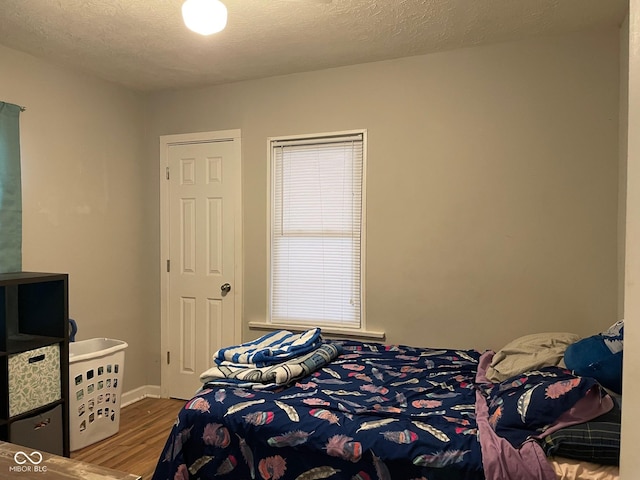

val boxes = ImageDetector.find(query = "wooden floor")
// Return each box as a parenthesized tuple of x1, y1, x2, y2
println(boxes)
(71, 397, 185, 480)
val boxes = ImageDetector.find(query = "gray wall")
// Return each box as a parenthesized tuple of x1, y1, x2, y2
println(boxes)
(0, 44, 152, 393)
(147, 29, 621, 372)
(0, 28, 622, 392)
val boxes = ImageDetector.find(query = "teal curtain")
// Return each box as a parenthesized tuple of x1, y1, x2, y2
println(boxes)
(0, 102, 22, 273)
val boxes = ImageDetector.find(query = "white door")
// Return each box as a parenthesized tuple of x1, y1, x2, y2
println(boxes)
(161, 131, 242, 400)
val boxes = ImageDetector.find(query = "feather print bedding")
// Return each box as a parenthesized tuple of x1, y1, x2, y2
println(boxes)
(152, 341, 609, 480)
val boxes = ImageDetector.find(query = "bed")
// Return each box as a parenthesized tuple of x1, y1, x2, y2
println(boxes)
(151, 338, 617, 480)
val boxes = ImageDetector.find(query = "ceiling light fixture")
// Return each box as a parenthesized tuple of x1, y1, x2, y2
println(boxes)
(182, 0, 228, 36)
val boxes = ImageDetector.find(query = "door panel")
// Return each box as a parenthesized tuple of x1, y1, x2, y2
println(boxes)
(166, 140, 238, 399)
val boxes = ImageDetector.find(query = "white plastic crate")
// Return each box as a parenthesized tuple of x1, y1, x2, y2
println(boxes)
(69, 338, 128, 451)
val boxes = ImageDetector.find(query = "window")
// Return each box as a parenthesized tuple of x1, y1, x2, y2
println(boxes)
(268, 131, 366, 331)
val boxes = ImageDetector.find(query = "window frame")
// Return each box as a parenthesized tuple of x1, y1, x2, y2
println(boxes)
(265, 129, 372, 336)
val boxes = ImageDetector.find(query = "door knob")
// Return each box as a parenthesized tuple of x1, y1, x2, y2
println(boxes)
(221, 283, 231, 295)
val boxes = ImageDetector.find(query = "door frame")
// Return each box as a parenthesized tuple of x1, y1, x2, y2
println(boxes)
(159, 129, 243, 398)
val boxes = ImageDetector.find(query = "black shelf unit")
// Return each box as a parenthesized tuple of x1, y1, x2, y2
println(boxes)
(0, 272, 69, 457)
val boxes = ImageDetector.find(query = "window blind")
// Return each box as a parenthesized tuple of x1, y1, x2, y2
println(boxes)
(270, 133, 364, 328)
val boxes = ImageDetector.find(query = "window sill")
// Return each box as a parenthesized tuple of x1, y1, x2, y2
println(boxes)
(248, 322, 385, 340)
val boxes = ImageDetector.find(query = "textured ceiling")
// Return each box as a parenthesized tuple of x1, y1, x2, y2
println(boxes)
(0, 0, 629, 92)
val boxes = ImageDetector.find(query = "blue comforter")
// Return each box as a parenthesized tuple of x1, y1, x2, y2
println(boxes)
(153, 341, 484, 480)
(152, 340, 607, 480)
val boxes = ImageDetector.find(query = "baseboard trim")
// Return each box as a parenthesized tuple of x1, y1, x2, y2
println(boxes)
(121, 385, 162, 408)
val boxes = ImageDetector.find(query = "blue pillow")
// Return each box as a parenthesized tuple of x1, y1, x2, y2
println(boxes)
(564, 321, 624, 394)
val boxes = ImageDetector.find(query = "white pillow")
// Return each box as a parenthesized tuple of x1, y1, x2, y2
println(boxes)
(486, 332, 581, 383)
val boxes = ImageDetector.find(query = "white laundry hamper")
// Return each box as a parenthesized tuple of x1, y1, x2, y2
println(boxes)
(69, 338, 128, 451)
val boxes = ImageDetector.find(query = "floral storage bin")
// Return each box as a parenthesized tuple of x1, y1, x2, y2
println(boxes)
(8, 344, 61, 417)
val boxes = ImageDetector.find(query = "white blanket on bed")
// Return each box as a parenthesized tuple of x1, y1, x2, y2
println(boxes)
(200, 342, 341, 388)
(212, 328, 322, 367)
